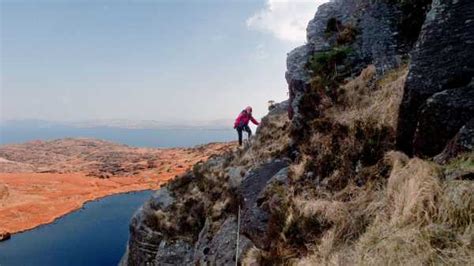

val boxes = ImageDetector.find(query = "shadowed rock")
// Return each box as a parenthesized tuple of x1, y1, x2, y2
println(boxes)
(435, 118, 474, 164)
(397, 0, 474, 156)
(238, 160, 288, 249)
(193, 216, 254, 265)
(414, 85, 474, 156)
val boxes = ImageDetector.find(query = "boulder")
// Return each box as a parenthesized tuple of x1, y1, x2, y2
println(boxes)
(227, 166, 245, 189)
(266, 167, 289, 186)
(414, 86, 474, 157)
(0, 231, 11, 242)
(149, 187, 175, 210)
(396, 0, 474, 156)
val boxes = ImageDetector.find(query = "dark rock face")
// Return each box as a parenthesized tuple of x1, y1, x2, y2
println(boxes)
(435, 118, 474, 163)
(238, 160, 288, 249)
(357, 0, 402, 71)
(396, 0, 474, 156)
(414, 85, 474, 156)
(193, 216, 254, 265)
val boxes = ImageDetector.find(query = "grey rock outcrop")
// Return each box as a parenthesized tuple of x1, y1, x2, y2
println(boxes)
(193, 216, 254, 265)
(413, 85, 474, 156)
(239, 160, 288, 249)
(287, 0, 408, 140)
(435, 118, 474, 163)
(266, 167, 289, 186)
(149, 187, 175, 210)
(122, 188, 175, 265)
(396, 0, 474, 156)
(154, 240, 194, 265)
(227, 166, 245, 189)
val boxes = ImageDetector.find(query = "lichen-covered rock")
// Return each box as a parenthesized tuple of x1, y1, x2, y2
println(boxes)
(154, 240, 194, 265)
(125, 206, 163, 265)
(193, 216, 254, 265)
(149, 187, 175, 210)
(227, 166, 245, 189)
(122, 188, 175, 265)
(397, 0, 474, 156)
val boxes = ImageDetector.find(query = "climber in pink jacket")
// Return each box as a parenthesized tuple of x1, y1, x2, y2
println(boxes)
(234, 106, 260, 146)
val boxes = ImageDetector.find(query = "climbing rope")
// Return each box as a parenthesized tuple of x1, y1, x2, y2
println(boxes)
(235, 204, 241, 266)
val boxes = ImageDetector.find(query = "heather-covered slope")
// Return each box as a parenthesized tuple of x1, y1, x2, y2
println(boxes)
(0, 139, 233, 235)
(123, 0, 473, 265)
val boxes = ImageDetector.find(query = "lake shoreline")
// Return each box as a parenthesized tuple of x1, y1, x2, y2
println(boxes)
(3, 185, 157, 237)
(0, 138, 235, 237)
(0, 189, 156, 265)
(0, 172, 165, 236)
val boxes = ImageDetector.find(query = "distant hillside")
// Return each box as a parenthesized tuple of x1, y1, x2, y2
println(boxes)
(0, 138, 233, 178)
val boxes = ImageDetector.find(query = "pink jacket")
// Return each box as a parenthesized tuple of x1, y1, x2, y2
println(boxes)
(234, 110, 259, 128)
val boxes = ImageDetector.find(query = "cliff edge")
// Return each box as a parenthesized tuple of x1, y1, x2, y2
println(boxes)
(123, 0, 473, 265)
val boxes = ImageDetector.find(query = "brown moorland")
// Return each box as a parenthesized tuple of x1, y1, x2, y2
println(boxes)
(0, 138, 234, 235)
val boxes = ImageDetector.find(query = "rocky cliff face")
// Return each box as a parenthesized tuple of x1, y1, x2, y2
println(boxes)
(123, 0, 473, 265)
(396, 0, 474, 157)
(121, 103, 290, 265)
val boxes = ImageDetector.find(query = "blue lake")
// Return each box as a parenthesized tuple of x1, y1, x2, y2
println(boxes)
(0, 190, 154, 266)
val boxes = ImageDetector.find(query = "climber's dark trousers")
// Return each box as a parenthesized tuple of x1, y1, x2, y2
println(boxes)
(236, 125, 252, 146)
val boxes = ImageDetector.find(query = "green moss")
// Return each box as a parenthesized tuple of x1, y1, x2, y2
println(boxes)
(444, 153, 474, 172)
(308, 46, 352, 76)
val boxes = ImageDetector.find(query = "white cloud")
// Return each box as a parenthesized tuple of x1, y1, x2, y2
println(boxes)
(247, 0, 329, 43)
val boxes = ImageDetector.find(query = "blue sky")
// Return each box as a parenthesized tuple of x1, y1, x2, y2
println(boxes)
(1, 0, 325, 123)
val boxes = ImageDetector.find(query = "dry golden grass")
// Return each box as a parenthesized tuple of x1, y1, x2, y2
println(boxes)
(281, 63, 472, 265)
(353, 154, 473, 265)
(385, 152, 442, 226)
(289, 155, 310, 182)
(290, 152, 473, 265)
(289, 183, 383, 265)
(330, 65, 408, 130)
(242, 247, 267, 266)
